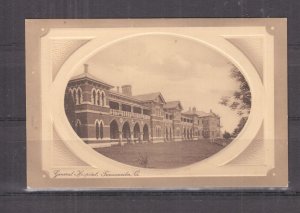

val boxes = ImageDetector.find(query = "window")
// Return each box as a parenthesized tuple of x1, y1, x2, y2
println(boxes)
(97, 91, 101, 105)
(96, 122, 99, 139)
(69, 89, 75, 103)
(92, 89, 96, 105)
(96, 120, 104, 140)
(101, 91, 105, 106)
(74, 90, 79, 105)
(100, 122, 104, 139)
(77, 88, 82, 104)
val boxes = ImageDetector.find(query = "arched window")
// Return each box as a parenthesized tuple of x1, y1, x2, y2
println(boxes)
(101, 91, 105, 106)
(91, 89, 96, 105)
(97, 90, 101, 105)
(96, 120, 104, 140)
(96, 122, 100, 139)
(74, 90, 79, 105)
(69, 89, 75, 103)
(77, 88, 82, 104)
(100, 122, 104, 139)
(71, 89, 76, 104)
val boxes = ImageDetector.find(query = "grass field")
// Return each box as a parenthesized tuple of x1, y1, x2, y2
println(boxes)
(95, 139, 231, 169)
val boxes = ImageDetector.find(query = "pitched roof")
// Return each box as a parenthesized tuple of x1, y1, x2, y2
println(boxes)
(134, 92, 166, 104)
(163, 101, 183, 110)
(183, 110, 214, 117)
(108, 90, 149, 104)
(196, 111, 213, 117)
(70, 72, 114, 89)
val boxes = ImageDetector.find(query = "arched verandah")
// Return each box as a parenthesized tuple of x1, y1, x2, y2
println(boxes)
(122, 122, 131, 142)
(110, 120, 119, 140)
(133, 123, 141, 142)
(143, 124, 149, 142)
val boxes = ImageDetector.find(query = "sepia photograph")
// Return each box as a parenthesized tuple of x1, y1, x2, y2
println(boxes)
(26, 19, 287, 188)
(64, 34, 251, 169)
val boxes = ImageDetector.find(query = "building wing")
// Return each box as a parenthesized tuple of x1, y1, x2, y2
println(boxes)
(163, 101, 183, 111)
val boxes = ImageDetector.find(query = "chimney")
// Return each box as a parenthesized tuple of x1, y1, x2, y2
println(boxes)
(117, 86, 120, 93)
(121, 85, 132, 96)
(192, 107, 196, 113)
(84, 64, 89, 73)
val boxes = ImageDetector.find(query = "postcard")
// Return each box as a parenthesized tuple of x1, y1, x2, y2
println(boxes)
(26, 19, 287, 189)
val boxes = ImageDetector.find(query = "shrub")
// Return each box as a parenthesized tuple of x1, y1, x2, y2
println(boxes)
(223, 131, 231, 139)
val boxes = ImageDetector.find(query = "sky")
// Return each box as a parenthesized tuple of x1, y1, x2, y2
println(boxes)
(73, 34, 244, 132)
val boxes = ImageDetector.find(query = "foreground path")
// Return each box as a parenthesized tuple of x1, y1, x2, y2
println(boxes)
(95, 140, 225, 169)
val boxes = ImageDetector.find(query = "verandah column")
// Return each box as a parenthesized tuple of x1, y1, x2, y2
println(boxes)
(140, 131, 143, 142)
(118, 130, 122, 144)
(130, 131, 134, 143)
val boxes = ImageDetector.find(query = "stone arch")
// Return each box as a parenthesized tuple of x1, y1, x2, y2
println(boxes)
(133, 122, 141, 142)
(110, 119, 119, 139)
(143, 124, 149, 141)
(122, 121, 131, 141)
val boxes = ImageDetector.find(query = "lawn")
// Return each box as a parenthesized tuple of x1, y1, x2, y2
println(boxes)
(95, 139, 230, 169)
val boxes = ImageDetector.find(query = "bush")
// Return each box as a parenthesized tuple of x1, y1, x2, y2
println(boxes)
(223, 131, 231, 139)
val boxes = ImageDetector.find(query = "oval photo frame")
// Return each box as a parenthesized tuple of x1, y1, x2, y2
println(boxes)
(50, 32, 264, 175)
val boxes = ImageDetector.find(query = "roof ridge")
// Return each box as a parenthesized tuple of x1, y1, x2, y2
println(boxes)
(70, 72, 113, 88)
(133, 92, 161, 96)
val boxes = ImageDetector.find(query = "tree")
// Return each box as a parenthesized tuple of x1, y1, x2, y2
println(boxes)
(64, 91, 76, 129)
(231, 117, 248, 138)
(219, 64, 251, 137)
(223, 131, 231, 139)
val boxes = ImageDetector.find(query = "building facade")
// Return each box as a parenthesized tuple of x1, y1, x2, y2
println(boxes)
(65, 65, 221, 147)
